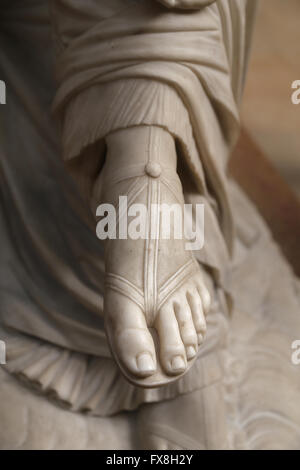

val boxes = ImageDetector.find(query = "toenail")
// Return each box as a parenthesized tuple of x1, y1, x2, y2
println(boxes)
(186, 345, 196, 359)
(137, 353, 155, 373)
(197, 333, 203, 344)
(145, 161, 162, 178)
(171, 356, 186, 372)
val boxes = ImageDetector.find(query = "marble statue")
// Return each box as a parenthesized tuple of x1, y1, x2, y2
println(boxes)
(0, 0, 300, 449)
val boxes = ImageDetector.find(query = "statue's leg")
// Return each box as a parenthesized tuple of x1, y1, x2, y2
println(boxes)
(49, 0, 238, 388)
(97, 125, 211, 385)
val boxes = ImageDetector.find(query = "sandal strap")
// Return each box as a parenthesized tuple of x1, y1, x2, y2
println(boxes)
(105, 258, 197, 324)
(104, 162, 195, 324)
(105, 273, 144, 311)
(157, 258, 198, 311)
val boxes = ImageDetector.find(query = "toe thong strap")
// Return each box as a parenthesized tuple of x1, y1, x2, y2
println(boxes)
(105, 258, 198, 322)
(104, 162, 198, 324)
(105, 273, 144, 311)
(157, 258, 199, 311)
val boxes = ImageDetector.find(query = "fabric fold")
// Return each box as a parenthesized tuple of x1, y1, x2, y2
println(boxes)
(50, 0, 242, 251)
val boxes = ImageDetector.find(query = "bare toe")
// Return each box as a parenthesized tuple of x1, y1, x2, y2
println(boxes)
(156, 305, 187, 375)
(186, 288, 207, 345)
(174, 297, 198, 360)
(106, 292, 156, 378)
(196, 281, 211, 315)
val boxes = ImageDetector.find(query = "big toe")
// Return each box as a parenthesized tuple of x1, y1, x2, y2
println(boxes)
(115, 327, 157, 378)
(106, 293, 157, 378)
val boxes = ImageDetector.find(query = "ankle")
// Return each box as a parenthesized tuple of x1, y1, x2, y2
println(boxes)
(104, 126, 177, 173)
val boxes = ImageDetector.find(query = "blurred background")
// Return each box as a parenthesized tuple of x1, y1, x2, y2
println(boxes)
(242, 0, 300, 197)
